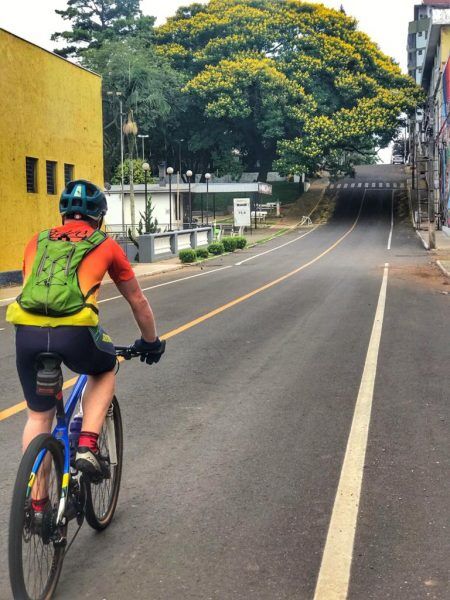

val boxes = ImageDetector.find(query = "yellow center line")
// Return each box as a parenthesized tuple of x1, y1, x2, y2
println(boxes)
(0, 195, 365, 423)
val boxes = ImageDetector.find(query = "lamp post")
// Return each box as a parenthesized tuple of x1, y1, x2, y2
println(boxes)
(186, 170, 193, 226)
(178, 139, 184, 175)
(205, 173, 211, 225)
(106, 91, 125, 234)
(167, 167, 174, 230)
(138, 134, 149, 161)
(143, 162, 150, 232)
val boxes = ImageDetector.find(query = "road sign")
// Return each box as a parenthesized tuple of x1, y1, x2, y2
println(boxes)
(234, 198, 251, 227)
(258, 183, 272, 195)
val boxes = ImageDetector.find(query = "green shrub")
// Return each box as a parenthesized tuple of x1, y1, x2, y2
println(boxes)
(235, 236, 247, 249)
(196, 247, 209, 259)
(222, 236, 238, 252)
(178, 249, 197, 263)
(208, 242, 225, 255)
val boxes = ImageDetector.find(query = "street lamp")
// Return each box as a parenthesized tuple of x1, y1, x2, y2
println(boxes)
(143, 162, 150, 232)
(167, 166, 174, 230)
(178, 139, 184, 175)
(106, 91, 125, 233)
(186, 170, 193, 226)
(205, 173, 211, 225)
(137, 134, 149, 161)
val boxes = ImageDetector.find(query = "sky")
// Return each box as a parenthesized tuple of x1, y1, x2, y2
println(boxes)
(1, 0, 420, 161)
(0, 0, 418, 71)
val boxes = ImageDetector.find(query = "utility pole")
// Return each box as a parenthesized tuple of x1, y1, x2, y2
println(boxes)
(427, 99, 436, 250)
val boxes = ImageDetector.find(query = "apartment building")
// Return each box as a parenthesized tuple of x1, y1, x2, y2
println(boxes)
(408, 1, 450, 244)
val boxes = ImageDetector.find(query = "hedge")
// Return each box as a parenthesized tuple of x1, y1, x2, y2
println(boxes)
(178, 249, 197, 263)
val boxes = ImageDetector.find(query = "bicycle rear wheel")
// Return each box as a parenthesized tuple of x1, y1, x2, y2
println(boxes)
(85, 395, 123, 530)
(9, 434, 65, 600)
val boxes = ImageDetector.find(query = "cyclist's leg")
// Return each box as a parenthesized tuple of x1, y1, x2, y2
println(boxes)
(16, 326, 57, 451)
(57, 326, 117, 435)
(81, 370, 115, 434)
(15, 326, 58, 503)
(52, 325, 117, 473)
(23, 408, 55, 451)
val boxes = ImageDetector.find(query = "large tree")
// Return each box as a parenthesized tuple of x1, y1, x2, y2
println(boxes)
(52, 0, 153, 57)
(155, 0, 424, 178)
(81, 37, 183, 181)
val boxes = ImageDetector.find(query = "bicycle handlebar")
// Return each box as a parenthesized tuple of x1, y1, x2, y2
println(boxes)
(114, 345, 142, 360)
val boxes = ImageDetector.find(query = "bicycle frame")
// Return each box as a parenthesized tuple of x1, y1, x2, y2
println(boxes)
(26, 374, 88, 525)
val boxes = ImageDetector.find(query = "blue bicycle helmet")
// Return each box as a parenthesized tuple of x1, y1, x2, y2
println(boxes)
(59, 180, 107, 220)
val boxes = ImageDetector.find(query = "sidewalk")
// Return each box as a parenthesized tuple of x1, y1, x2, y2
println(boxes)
(416, 227, 450, 277)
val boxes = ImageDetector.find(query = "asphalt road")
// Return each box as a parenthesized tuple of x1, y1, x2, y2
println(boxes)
(0, 165, 449, 599)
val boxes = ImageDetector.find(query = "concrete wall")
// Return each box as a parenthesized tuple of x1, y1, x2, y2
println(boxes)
(0, 29, 103, 273)
(106, 190, 183, 229)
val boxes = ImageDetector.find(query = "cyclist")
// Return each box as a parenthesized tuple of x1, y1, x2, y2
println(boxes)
(7, 180, 165, 509)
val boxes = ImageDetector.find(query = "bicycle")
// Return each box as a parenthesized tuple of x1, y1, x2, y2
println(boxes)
(8, 344, 142, 600)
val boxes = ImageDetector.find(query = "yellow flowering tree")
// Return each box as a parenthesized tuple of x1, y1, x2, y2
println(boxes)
(155, 0, 424, 177)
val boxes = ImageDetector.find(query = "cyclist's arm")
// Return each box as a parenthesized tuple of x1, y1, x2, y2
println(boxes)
(116, 277, 158, 342)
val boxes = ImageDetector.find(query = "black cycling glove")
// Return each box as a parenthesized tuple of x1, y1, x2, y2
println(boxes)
(133, 337, 166, 364)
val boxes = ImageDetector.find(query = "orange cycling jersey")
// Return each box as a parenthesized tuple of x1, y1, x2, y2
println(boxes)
(7, 221, 135, 327)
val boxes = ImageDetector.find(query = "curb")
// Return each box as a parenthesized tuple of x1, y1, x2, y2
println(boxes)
(416, 230, 430, 250)
(436, 260, 450, 278)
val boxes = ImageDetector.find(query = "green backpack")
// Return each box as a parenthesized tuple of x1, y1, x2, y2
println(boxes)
(18, 229, 107, 317)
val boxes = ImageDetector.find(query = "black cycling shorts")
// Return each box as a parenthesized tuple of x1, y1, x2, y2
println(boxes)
(15, 325, 116, 412)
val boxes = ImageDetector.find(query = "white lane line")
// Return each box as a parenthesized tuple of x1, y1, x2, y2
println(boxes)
(393, 183, 397, 188)
(357, 183, 362, 188)
(387, 191, 394, 250)
(351, 183, 355, 188)
(344, 184, 349, 189)
(385, 183, 391, 188)
(98, 265, 233, 304)
(235, 225, 320, 266)
(364, 183, 369, 188)
(371, 183, 376, 188)
(0, 328, 4, 331)
(330, 184, 335, 189)
(337, 184, 342, 189)
(314, 263, 390, 600)
(378, 183, 383, 188)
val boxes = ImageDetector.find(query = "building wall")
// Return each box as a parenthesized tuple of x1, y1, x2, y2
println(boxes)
(106, 191, 182, 231)
(0, 29, 104, 274)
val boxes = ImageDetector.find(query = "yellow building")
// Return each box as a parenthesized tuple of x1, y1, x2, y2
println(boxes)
(0, 29, 103, 281)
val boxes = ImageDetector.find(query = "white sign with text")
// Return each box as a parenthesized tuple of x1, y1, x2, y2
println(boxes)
(234, 198, 251, 227)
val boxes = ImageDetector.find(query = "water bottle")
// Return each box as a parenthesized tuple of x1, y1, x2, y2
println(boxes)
(69, 414, 83, 462)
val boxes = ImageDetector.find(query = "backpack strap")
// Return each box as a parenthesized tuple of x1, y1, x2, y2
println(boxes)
(87, 230, 107, 245)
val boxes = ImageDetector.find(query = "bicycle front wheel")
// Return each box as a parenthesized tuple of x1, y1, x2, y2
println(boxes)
(9, 434, 65, 600)
(85, 395, 123, 530)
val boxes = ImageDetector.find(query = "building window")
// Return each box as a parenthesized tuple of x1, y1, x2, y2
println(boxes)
(64, 163, 74, 185)
(26, 157, 38, 193)
(418, 49, 423, 55)
(46, 161, 57, 195)
(418, 31, 423, 37)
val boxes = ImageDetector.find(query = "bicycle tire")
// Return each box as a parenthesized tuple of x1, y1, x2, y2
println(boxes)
(85, 396, 123, 530)
(9, 434, 65, 600)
